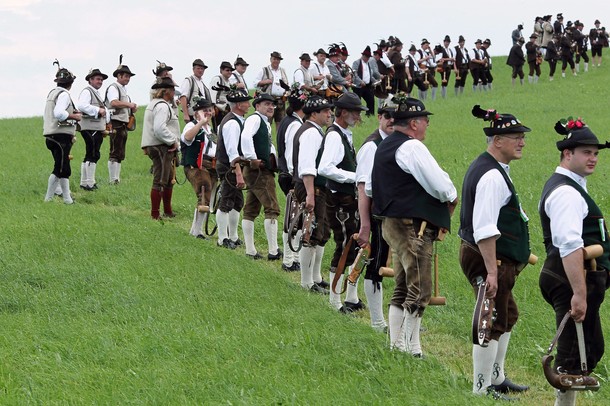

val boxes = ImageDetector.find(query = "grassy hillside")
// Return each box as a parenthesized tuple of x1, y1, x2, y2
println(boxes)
(1, 56, 609, 404)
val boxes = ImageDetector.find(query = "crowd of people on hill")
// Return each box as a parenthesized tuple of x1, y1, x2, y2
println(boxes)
(40, 27, 609, 404)
(508, 13, 608, 83)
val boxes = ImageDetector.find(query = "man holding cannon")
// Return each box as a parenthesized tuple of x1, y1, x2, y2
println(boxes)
(459, 106, 532, 400)
(539, 118, 610, 406)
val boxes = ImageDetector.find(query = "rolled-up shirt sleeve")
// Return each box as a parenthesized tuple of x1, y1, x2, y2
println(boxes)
(472, 169, 511, 243)
(318, 131, 356, 183)
(545, 185, 588, 257)
(396, 139, 457, 203)
(54, 91, 71, 121)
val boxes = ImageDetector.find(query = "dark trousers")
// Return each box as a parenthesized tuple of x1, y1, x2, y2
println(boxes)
(528, 61, 541, 76)
(470, 67, 487, 86)
(511, 64, 525, 79)
(562, 55, 575, 70)
(45, 133, 73, 178)
(109, 120, 128, 162)
(294, 182, 330, 247)
(454, 68, 469, 87)
(216, 163, 244, 213)
(459, 240, 521, 341)
(80, 130, 104, 163)
(548, 60, 558, 77)
(363, 215, 388, 286)
(575, 50, 590, 64)
(540, 257, 607, 373)
(326, 191, 359, 268)
(353, 85, 375, 115)
(145, 145, 175, 190)
(439, 66, 453, 86)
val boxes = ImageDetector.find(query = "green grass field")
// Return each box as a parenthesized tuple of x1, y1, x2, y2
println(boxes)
(1, 57, 609, 405)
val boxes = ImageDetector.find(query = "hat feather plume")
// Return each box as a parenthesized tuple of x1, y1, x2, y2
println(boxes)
(279, 79, 291, 91)
(53, 59, 60, 70)
(554, 120, 570, 136)
(211, 82, 230, 92)
(472, 105, 497, 121)
(118, 54, 123, 65)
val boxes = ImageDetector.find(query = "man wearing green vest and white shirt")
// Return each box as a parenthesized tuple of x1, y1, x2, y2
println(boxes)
(459, 106, 532, 401)
(539, 119, 610, 406)
(320, 92, 367, 313)
(240, 92, 282, 260)
(373, 94, 457, 357)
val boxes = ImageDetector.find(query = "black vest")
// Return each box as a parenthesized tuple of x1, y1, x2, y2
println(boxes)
(540, 172, 610, 270)
(276, 114, 301, 173)
(372, 132, 451, 230)
(292, 121, 326, 188)
(216, 112, 243, 170)
(458, 152, 531, 264)
(323, 124, 357, 196)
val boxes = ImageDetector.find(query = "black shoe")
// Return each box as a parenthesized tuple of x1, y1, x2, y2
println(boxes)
(247, 252, 263, 260)
(232, 238, 243, 247)
(316, 279, 330, 289)
(310, 283, 329, 294)
(486, 387, 517, 401)
(490, 378, 529, 394)
(196, 234, 207, 240)
(292, 261, 301, 271)
(282, 263, 299, 272)
(218, 238, 236, 250)
(80, 185, 94, 191)
(341, 299, 366, 313)
(268, 249, 283, 261)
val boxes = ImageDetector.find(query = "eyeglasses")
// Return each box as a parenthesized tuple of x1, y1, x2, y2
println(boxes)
(500, 134, 526, 141)
(416, 117, 430, 124)
(381, 112, 392, 120)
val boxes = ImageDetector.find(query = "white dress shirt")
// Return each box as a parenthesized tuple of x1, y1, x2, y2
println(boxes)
(543, 166, 590, 257)
(181, 121, 217, 157)
(254, 66, 289, 97)
(297, 121, 325, 178)
(284, 114, 303, 175)
(395, 138, 457, 203)
(222, 114, 245, 163)
(471, 164, 513, 244)
(360, 129, 391, 197)
(309, 61, 329, 89)
(240, 112, 276, 160)
(54, 89, 72, 121)
(318, 122, 356, 186)
(77, 86, 104, 118)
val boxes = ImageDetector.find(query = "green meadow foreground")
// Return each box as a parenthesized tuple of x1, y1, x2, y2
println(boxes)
(1, 59, 610, 404)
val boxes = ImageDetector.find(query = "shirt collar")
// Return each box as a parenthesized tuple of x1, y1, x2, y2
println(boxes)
(379, 128, 391, 139)
(333, 120, 352, 136)
(556, 166, 588, 190)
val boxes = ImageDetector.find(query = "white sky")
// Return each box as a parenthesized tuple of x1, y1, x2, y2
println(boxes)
(0, 0, 606, 118)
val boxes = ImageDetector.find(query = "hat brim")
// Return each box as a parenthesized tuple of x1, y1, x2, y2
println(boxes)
(303, 104, 334, 114)
(484, 125, 531, 137)
(85, 72, 108, 81)
(393, 111, 433, 119)
(113, 68, 135, 78)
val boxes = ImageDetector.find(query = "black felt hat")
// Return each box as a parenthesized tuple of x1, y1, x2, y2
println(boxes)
(252, 92, 275, 106)
(226, 88, 252, 103)
(334, 92, 367, 111)
(555, 118, 607, 150)
(192, 97, 213, 111)
(53, 59, 75, 84)
(151, 76, 178, 89)
(443, 35, 451, 42)
(192, 58, 208, 68)
(220, 61, 234, 71)
(113, 54, 135, 77)
(303, 95, 333, 114)
(152, 61, 173, 76)
(234, 55, 249, 66)
(85, 68, 107, 81)
(392, 94, 432, 119)
(472, 105, 530, 136)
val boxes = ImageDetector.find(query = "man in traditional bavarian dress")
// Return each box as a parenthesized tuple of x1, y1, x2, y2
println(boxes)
(229, 56, 249, 91)
(77, 68, 109, 191)
(539, 118, 610, 406)
(470, 39, 488, 91)
(43, 61, 81, 204)
(326, 44, 353, 98)
(181, 97, 217, 239)
(254, 51, 290, 128)
(309, 48, 331, 98)
(358, 100, 396, 332)
(105, 56, 137, 184)
(179, 59, 212, 124)
(215, 88, 252, 249)
(372, 95, 457, 357)
(459, 107, 532, 400)
(351, 46, 380, 115)
(482, 39, 494, 90)
(294, 53, 319, 94)
(320, 92, 367, 313)
(141, 77, 180, 220)
(417, 39, 438, 100)
(292, 95, 334, 293)
(276, 87, 307, 271)
(209, 61, 234, 127)
(240, 92, 282, 260)
(437, 35, 456, 98)
(454, 35, 471, 95)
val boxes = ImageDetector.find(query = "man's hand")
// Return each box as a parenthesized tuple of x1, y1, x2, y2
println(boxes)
(235, 172, 246, 189)
(485, 273, 498, 299)
(305, 194, 315, 212)
(99, 107, 107, 117)
(357, 226, 370, 248)
(570, 294, 587, 322)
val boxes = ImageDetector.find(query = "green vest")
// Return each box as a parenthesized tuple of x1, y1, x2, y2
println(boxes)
(251, 113, 272, 168)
